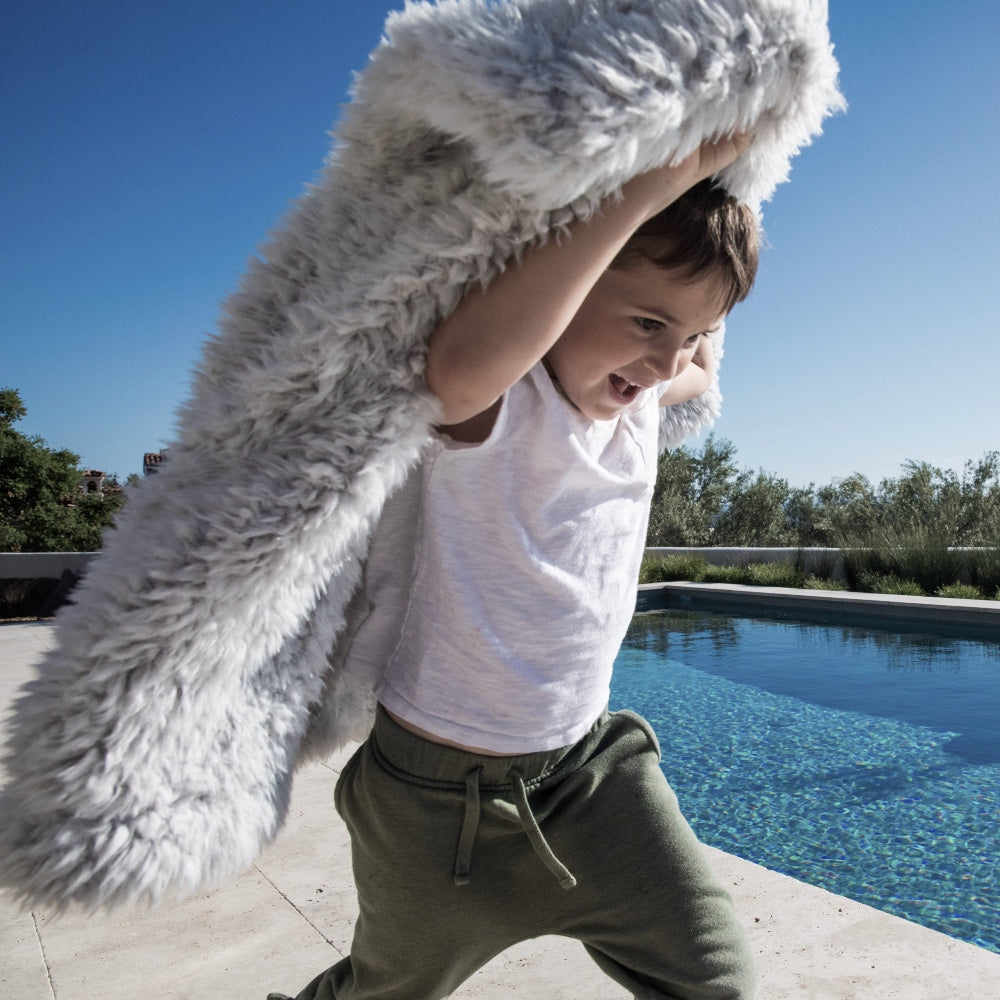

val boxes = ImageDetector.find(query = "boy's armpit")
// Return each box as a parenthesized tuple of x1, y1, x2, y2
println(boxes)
(435, 397, 503, 445)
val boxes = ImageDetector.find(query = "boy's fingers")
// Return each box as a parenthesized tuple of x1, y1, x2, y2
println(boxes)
(702, 131, 752, 174)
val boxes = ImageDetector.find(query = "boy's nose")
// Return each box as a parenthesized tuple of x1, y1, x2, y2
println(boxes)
(648, 350, 682, 382)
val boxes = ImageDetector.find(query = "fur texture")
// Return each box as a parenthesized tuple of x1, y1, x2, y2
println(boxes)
(0, 0, 843, 911)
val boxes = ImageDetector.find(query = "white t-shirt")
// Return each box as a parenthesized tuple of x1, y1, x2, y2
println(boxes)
(347, 362, 662, 753)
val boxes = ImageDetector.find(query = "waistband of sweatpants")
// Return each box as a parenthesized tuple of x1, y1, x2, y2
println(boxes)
(371, 704, 613, 791)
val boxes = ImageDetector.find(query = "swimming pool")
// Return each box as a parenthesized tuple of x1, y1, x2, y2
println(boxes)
(610, 608, 1000, 953)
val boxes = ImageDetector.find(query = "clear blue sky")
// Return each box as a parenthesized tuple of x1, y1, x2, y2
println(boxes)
(3, 1, 998, 487)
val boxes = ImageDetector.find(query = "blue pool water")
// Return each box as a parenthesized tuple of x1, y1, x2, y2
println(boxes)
(610, 609, 1000, 953)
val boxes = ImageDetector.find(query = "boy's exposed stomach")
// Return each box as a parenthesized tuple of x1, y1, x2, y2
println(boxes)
(383, 707, 523, 756)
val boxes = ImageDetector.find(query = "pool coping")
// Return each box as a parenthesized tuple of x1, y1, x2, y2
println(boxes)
(637, 580, 1000, 630)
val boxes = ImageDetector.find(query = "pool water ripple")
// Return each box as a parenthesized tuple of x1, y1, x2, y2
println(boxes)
(611, 611, 1000, 953)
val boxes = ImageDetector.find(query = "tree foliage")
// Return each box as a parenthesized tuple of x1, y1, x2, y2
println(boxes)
(0, 388, 126, 552)
(647, 435, 741, 545)
(647, 434, 1000, 548)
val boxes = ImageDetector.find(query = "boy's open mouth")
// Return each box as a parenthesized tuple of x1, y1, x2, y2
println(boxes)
(609, 374, 643, 400)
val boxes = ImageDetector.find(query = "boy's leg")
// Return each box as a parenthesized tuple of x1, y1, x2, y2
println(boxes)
(541, 711, 759, 1000)
(277, 730, 525, 1000)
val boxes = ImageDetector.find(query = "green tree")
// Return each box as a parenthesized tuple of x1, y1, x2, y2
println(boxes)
(0, 387, 27, 428)
(647, 435, 743, 545)
(713, 470, 806, 546)
(646, 434, 1000, 552)
(782, 487, 826, 547)
(648, 436, 823, 547)
(0, 388, 125, 551)
(812, 472, 879, 544)
(878, 455, 1000, 545)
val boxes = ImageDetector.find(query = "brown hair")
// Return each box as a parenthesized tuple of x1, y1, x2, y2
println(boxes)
(611, 179, 760, 314)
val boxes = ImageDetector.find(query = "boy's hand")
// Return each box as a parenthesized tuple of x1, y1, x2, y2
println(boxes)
(659, 333, 716, 408)
(690, 330, 716, 377)
(682, 131, 752, 185)
(624, 132, 751, 221)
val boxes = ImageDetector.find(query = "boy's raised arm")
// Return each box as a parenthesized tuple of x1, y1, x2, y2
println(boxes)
(425, 134, 748, 426)
(659, 333, 717, 408)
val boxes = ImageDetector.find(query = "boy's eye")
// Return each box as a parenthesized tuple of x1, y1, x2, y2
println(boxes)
(634, 316, 663, 333)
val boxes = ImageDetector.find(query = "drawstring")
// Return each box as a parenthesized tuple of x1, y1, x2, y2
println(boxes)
(510, 770, 577, 889)
(453, 766, 482, 886)
(453, 765, 577, 890)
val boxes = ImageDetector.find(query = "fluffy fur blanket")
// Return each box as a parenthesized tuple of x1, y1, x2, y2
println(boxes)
(0, 0, 843, 911)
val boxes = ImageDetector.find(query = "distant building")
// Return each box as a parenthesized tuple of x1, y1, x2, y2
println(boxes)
(143, 449, 169, 476)
(80, 470, 106, 494)
(76, 470, 121, 500)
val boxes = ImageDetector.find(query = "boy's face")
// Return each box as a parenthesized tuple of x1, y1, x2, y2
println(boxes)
(544, 259, 727, 421)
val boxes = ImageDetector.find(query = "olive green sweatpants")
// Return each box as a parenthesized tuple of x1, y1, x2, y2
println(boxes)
(277, 707, 758, 1000)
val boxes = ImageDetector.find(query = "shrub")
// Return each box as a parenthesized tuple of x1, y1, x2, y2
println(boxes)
(803, 575, 844, 591)
(641, 559, 808, 589)
(701, 563, 747, 584)
(896, 542, 963, 593)
(0, 578, 59, 618)
(839, 525, 963, 595)
(795, 549, 839, 581)
(740, 561, 803, 588)
(639, 554, 707, 584)
(857, 571, 925, 596)
(934, 583, 984, 600)
(966, 544, 1000, 596)
(637, 558, 659, 584)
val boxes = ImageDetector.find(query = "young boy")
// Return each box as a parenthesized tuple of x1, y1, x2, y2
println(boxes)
(270, 134, 760, 1000)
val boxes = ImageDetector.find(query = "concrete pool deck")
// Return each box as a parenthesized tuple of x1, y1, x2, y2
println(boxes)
(2, 619, 999, 999)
